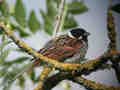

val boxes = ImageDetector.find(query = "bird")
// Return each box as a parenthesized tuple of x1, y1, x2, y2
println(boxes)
(32, 28, 90, 67)
(7, 28, 90, 84)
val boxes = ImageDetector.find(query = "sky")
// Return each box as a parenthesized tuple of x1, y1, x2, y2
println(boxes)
(1, 0, 120, 90)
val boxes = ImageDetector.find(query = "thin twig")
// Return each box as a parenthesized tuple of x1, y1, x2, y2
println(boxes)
(52, 0, 65, 39)
(109, 0, 112, 8)
(59, 3, 68, 32)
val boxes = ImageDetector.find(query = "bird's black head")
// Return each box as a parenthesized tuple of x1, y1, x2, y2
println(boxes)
(68, 28, 90, 40)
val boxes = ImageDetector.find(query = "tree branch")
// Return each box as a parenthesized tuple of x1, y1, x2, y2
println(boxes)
(41, 70, 120, 90)
(107, 8, 116, 52)
(111, 60, 120, 84)
(0, 23, 119, 72)
(111, 54, 120, 84)
(52, 0, 65, 38)
(34, 66, 52, 90)
(107, 4, 120, 83)
(71, 77, 120, 90)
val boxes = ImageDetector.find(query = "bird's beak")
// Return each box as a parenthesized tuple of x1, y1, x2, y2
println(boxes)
(85, 32, 90, 36)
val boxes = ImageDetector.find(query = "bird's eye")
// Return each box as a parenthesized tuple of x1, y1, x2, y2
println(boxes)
(79, 36, 82, 39)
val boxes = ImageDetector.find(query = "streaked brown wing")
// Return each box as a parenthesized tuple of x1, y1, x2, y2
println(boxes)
(40, 45, 77, 61)
(39, 37, 83, 61)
